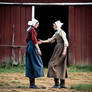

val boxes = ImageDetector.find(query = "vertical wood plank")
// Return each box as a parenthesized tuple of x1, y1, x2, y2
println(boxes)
(69, 6, 75, 65)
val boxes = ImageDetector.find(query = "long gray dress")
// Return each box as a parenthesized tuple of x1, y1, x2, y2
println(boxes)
(47, 30, 68, 79)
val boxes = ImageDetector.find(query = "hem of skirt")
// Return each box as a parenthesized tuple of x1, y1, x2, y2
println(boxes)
(47, 75, 66, 79)
(26, 75, 44, 78)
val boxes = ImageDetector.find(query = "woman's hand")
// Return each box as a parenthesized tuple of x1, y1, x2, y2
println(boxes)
(38, 39, 43, 44)
(38, 49, 42, 56)
(62, 46, 67, 56)
(35, 43, 42, 56)
(62, 50, 66, 56)
(38, 39, 50, 44)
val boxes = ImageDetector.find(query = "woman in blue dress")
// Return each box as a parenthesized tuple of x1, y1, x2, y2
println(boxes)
(25, 19, 44, 89)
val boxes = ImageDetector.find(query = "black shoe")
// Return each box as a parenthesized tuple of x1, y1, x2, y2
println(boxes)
(52, 85, 60, 88)
(60, 79, 66, 88)
(52, 78, 60, 88)
(60, 83, 66, 88)
(29, 77, 39, 89)
(29, 85, 39, 89)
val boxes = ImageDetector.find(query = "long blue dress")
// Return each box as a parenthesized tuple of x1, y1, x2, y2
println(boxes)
(25, 26, 44, 78)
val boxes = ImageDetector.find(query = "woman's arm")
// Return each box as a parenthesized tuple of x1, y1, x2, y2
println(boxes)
(35, 44, 42, 56)
(60, 31, 69, 56)
(30, 28, 42, 56)
(62, 46, 67, 56)
(39, 39, 51, 44)
(39, 33, 56, 44)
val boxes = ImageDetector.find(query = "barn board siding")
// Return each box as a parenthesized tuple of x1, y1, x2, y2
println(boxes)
(0, 5, 32, 64)
(69, 6, 92, 64)
(0, 5, 92, 65)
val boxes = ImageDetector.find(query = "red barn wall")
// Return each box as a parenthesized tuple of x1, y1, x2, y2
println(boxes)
(69, 6, 92, 65)
(0, 4, 92, 65)
(0, 5, 32, 65)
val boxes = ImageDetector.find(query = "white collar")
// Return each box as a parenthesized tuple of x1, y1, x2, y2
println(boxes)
(27, 26, 32, 31)
(56, 29, 61, 34)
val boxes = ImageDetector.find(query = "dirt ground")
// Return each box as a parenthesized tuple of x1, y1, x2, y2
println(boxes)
(0, 70, 92, 92)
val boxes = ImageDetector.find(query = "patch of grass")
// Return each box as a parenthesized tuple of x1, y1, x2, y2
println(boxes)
(10, 81, 21, 84)
(71, 84, 92, 91)
(68, 65, 92, 72)
(0, 61, 25, 73)
(0, 82, 10, 86)
(3, 82, 10, 86)
(0, 66, 25, 73)
(0, 61, 92, 73)
(0, 84, 4, 86)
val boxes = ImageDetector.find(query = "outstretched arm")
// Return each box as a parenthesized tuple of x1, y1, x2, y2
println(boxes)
(39, 39, 51, 44)
(39, 33, 56, 44)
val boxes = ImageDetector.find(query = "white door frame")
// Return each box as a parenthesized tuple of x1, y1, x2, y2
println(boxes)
(32, 6, 35, 20)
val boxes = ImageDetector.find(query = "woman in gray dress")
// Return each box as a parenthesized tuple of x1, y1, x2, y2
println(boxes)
(40, 20, 69, 88)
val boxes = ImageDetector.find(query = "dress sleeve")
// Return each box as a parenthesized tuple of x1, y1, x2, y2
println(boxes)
(60, 30, 69, 47)
(47, 33, 56, 43)
(30, 28, 38, 44)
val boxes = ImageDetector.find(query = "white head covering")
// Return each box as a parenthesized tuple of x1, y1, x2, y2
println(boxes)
(28, 21, 32, 26)
(28, 19, 39, 26)
(54, 20, 63, 31)
(27, 19, 39, 31)
(32, 19, 39, 26)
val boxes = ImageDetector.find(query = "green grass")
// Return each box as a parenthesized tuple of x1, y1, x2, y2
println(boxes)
(0, 84, 4, 86)
(0, 61, 25, 73)
(0, 61, 92, 73)
(0, 82, 10, 86)
(10, 81, 21, 84)
(68, 65, 92, 72)
(71, 84, 92, 91)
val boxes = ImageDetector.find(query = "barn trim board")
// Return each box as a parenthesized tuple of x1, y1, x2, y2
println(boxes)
(0, 2, 92, 5)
